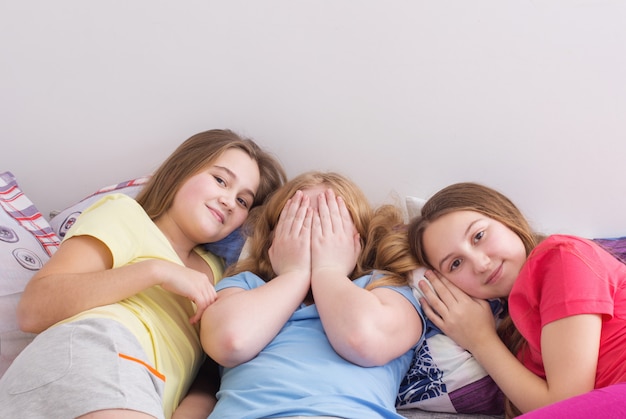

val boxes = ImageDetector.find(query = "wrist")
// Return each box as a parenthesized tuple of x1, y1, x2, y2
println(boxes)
(277, 268, 311, 283)
(467, 330, 502, 357)
(311, 266, 349, 279)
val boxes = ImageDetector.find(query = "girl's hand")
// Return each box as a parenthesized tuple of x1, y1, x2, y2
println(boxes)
(268, 190, 313, 281)
(156, 260, 217, 324)
(311, 189, 361, 277)
(418, 270, 496, 353)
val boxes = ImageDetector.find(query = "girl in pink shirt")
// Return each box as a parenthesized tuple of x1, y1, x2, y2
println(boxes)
(407, 182, 626, 418)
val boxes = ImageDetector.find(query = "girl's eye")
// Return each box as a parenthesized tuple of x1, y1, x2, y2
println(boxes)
(473, 230, 484, 244)
(450, 258, 461, 272)
(214, 176, 226, 186)
(237, 197, 250, 209)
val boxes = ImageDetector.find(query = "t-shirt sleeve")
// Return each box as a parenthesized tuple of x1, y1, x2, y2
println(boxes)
(525, 238, 616, 326)
(363, 274, 423, 313)
(362, 274, 427, 345)
(63, 194, 145, 266)
(215, 271, 266, 292)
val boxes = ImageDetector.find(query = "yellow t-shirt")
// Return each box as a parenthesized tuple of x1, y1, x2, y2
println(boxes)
(61, 193, 223, 418)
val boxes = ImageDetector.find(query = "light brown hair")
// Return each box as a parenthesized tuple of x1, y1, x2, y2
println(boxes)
(407, 182, 545, 418)
(229, 171, 419, 289)
(135, 129, 287, 220)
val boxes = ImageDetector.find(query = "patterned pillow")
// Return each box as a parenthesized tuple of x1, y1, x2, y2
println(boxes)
(49, 176, 150, 239)
(0, 171, 60, 378)
(396, 268, 505, 415)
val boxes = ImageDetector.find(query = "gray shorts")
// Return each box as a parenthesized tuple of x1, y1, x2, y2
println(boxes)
(0, 318, 165, 419)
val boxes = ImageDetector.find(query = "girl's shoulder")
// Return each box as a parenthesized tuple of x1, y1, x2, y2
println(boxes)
(215, 270, 265, 291)
(79, 193, 144, 219)
(64, 193, 148, 239)
(537, 234, 596, 252)
(533, 234, 624, 267)
(542, 234, 587, 244)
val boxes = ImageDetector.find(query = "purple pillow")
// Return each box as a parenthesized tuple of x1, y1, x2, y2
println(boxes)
(593, 236, 626, 263)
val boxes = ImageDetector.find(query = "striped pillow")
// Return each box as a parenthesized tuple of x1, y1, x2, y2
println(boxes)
(0, 171, 60, 378)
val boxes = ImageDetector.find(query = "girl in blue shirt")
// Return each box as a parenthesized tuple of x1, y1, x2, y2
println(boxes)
(200, 171, 426, 419)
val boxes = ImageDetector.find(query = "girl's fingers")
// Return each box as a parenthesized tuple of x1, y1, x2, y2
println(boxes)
(275, 191, 300, 235)
(316, 191, 332, 233)
(433, 270, 473, 302)
(273, 200, 289, 236)
(291, 195, 310, 236)
(325, 188, 340, 217)
(423, 270, 451, 299)
(317, 189, 353, 235)
(276, 191, 312, 237)
(326, 189, 352, 236)
(424, 270, 464, 304)
(301, 206, 313, 232)
(419, 297, 444, 327)
(418, 279, 448, 316)
(336, 195, 354, 234)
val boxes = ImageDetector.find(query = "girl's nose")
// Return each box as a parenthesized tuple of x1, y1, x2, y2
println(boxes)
(218, 193, 235, 212)
(473, 251, 491, 273)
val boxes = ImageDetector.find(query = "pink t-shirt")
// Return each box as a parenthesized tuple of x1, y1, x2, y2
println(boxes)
(509, 235, 626, 388)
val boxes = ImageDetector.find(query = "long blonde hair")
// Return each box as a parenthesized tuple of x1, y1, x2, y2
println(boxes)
(229, 171, 419, 289)
(136, 129, 287, 220)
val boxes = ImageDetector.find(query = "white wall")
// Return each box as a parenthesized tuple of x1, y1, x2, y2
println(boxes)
(2, 1, 625, 238)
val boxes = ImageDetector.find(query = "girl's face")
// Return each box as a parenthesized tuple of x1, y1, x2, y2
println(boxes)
(168, 148, 261, 245)
(422, 210, 526, 299)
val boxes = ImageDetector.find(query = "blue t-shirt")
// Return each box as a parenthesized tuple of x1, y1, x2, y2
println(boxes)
(209, 272, 425, 419)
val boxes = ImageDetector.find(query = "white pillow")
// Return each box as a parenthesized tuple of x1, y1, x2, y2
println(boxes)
(0, 173, 149, 379)
(406, 196, 427, 220)
(49, 176, 150, 238)
(0, 171, 60, 378)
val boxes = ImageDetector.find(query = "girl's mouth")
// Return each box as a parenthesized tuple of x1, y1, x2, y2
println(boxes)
(485, 263, 503, 285)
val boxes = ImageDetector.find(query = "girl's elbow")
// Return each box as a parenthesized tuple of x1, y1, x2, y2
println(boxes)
(340, 329, 387, 367)
(202, 331, 253, 368)
(17, 307, 45, 334)
(342, 322, 418, 367)
(16, 283, 49, 333)
(204, 342, 243, 368)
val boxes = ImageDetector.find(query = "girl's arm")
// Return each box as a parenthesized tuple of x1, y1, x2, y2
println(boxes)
(311, 189, 423, 367)
(420, 272, 600, 413)
(18, 235, 216, 333)
(315, 280, 423, 367)
(200, 274, 309, 368)
(201, 191, 313, 368)
(172, 358, 220, 419)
